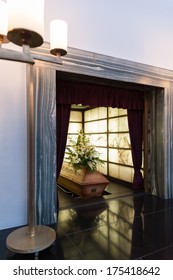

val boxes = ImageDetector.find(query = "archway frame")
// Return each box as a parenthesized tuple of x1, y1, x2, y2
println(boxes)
(31, 42, 173, 224)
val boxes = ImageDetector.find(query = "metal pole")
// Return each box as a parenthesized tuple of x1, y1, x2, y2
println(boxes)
(5, 48, 56, 254)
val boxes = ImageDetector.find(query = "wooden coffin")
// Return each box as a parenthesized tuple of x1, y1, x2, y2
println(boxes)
(58, 162, 109, 198)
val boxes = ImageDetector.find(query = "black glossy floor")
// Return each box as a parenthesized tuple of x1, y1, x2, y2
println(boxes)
(1, 182, 173, 260)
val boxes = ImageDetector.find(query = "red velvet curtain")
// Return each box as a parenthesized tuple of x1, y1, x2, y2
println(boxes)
(56, 104, 71, 178)
(56, 78, 144, 189)
(57, 80, 144, 110)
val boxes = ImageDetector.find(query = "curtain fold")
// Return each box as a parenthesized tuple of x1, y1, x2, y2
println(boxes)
(56, 80, 144, 110)
(127, 110, 144, 188)
(56, 104, 71, 179)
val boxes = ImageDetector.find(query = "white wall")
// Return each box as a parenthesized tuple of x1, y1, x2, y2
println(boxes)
(44, 0, 173, 70)
(0, 60, 27, 229)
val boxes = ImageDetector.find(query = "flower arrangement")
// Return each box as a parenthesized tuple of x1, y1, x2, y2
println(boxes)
(65, 130, 104, 172)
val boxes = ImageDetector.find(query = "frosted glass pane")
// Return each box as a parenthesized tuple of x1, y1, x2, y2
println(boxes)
(66, 134, 78, 145)
(118, 108, 127, 116)
(109, 148, 119, 162)
(65, 106, 142, 185)
(108, 118, 118, 132)
(89, 133, 107, 147)
(98, 163, 107, 175)
(85, 107, 107, 121)
(68, 122, 82, 133)
(119, 166, 133, 182)
(109, 133, 131, 148)
(84, 122, 91, 133)
(109, 163, 118, 177)
(84, 120, 107, 133)
(108, 108, 127, 117)
(119, 150, 133, 166)
(109, 148, 133, 165)
(109, 163, 133, 183)
(119, 117, 129, 131)
(96, 147, 107, 161)
(70, 111, 82, 122)
(108, 108, 118, 117)
(84, 110, 90, 121)
(109, 116, 128, 132)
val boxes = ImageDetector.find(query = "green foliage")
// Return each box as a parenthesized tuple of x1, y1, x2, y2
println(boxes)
(65, 130, 104, 172)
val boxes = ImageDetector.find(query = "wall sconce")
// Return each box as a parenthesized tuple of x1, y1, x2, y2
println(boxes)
(0, 0, 68, 63)
(7, 0, 44, 49)
(0, 0, 68, 255)
(50, 19, 68, 64)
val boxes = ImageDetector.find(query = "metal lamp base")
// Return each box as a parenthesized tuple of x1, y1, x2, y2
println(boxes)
(6, 225, 56, 254)
(7, 28, 43, 48)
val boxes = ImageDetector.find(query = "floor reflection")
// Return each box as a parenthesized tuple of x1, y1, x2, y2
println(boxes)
(1, 187, 173, 259)
(131, 195, 144, 259)
(57, 192, 173, 260)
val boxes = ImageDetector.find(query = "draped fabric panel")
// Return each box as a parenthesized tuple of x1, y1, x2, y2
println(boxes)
(56, 104, 71, 183)
(56, 77, 144, 189)
(127, 110, 144, 188)
(56, 80, 144, 110)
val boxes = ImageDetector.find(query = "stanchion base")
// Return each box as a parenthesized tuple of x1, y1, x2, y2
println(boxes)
(6, 225, 56, 254)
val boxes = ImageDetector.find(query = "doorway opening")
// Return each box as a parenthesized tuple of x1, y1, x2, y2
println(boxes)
(56, 71, 153, 208)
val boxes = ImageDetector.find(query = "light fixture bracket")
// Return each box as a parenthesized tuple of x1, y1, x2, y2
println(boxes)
(7, 28, 43, 48)
(50, 48, 67, 57)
